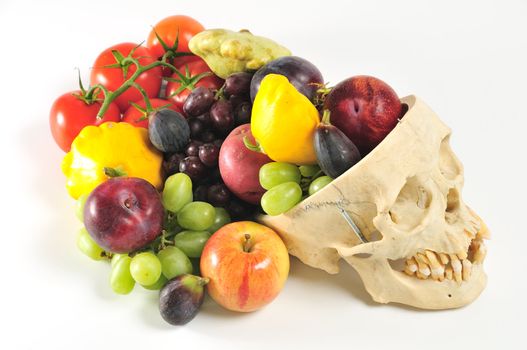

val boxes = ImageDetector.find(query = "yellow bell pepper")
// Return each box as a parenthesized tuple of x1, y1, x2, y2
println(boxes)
(251, 74, 320, 165)
(62, 122, 163, 199)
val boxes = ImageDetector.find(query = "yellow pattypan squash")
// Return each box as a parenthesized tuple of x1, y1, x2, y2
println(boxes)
(251, 74, 320, 165)
(62, 122, 163, 199)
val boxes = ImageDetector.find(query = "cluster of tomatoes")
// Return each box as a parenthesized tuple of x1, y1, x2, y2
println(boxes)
(49, 15, 223, 153)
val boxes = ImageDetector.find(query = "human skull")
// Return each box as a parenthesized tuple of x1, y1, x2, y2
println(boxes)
(260, 95, 489, 310)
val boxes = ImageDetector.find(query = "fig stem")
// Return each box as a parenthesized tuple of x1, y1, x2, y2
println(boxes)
(198, 277, 210, 286)
(321, 110, 331, 125)
(243, 233, 252, 253)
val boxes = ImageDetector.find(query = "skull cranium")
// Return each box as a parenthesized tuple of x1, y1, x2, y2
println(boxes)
(260, 95, 489, 310)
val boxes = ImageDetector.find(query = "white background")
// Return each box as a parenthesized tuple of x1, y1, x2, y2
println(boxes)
(1, 0, 526, 349)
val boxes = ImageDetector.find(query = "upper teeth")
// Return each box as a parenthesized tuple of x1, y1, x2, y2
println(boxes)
(403, 238, 486, 283)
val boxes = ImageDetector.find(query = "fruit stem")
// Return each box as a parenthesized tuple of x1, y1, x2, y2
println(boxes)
(242, 136, 264, 153)
(198, 277, 210, 286)
(243, 233, 252, 253)
(321, 110, 331, 125)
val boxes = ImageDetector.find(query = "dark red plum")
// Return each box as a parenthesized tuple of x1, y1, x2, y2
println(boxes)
(250, 56, 324, 102)
(324, 76, 402, 155)
(83, 177, 164, 253)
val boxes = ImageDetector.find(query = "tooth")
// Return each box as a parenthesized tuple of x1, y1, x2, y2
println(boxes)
(450, 254, 462, 283)
(425, 250, 445, 281)
(473, 241, 487, 264)
(415, 254, 431, 279)
(462, 259, 472, 281)
(445, 266, 453, 280)
(457, 251, 468, 260)
(438, 253, 450, 265)
(405, 257, 418, 275)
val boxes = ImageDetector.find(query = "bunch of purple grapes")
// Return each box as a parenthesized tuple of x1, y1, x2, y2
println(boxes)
(162, 72, 255, 220)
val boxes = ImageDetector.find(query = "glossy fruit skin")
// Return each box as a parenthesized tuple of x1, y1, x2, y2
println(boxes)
(147, 15, 205, 59)
(83, 177, 164, 253)
(219, 124, 272, 204)
(324, 75, 402, 155)
(261, 182, 302, 216)
(90, 43, 162, 112)
(49, 91, 121, 152)
(259, 162, 301, 190)
(250, 56, 324, 102)
(110, 255, 135, 294)
(148, 109, 190, 153)
(166, 59, 224, 112)
(130, 252, 162, 286)
(159, 274, 207, 325)
(308, 175, 332, 196)
(162, 173, 193, 213)
(174, 230, 211, 258)
(314, 123, 361, 178)
(122, 98, 180, 129)
(183, 87, 215, 117)
(224, 72, 253, 97)
(200, 221, 289, 312)
(158, 246, 193, 279)
(177, 201, 215, 231)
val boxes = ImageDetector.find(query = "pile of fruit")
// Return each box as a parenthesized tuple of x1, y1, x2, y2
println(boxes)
(49, 15, 405, 325)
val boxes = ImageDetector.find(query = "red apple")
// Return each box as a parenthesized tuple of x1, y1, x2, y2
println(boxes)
(218, 124, 272, 204)
(200, 221, 289, 312)
(324, 75, 402, 155)
(83, 177, 164, 253)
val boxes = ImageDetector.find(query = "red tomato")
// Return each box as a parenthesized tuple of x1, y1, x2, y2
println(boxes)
(165, 58, 224, 112)
(147, 15, 205, 59)
(122, 98, 181, 128)
(49, 91, 121, 152)
(90, 43, 162, 112)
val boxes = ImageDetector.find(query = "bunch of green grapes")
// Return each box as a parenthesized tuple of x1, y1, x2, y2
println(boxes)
(74, 173, 232, 295)
(259, 163, 333, 216)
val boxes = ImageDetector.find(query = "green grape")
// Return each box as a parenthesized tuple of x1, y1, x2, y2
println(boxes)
(177, 201, 216, 231)
(142, 274, 168, 290)
(110, 256, 135, 295)
(208, 207, 231, 233)
(75, 193, 89, 222)
(157, 246, 193, 279)
(174, 231, 211, 258)
(162, 173, 193, 213)
(261, 182, 302, 216)
(111, 253, 127, 268)
(259, 162, 301, 190)
(130, 252, 162, 286)
(308, 176, 333, 196)
(76, 228, 104, 260)
(299, 164, 321, 178)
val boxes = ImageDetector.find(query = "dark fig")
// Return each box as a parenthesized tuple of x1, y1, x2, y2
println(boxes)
(149, 109, 190, 153)
(314, 111, 361, 178)
(159, 274, 208, 325)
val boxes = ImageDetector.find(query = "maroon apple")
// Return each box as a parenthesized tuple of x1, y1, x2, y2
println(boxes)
(83, 177, 164, 253)
(324, 75, 402, 155)
(219, 124, 272, 204)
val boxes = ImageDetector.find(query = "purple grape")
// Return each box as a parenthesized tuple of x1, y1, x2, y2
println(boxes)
(187, 117, 205, 139)
(213, 138, 223, 149)
(200, 130, 215, 143)
(183, 87, 215, 117)
(179, 156, 208, 182)
(185, 140, 203, 157)
(198, 143, 220, 167)
(224, 72, 253, 97)
(193, 185, 209, 202)
(227, 199, 256, 221)
(228, 94, 248, 109)
(195, 112, 211, 128)
(162, 153, 185, 177)
(210, 100, 234, 134)
(234, 102, 252, 125)
(207, 184, 231, 207)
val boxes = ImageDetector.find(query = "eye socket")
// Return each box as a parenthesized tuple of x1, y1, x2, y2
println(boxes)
(388, 176, 432, 232)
